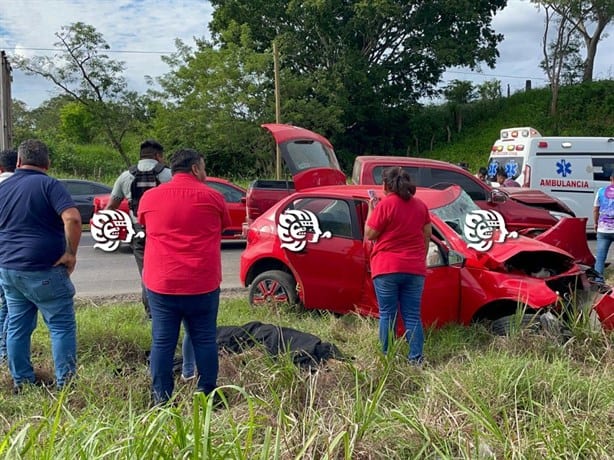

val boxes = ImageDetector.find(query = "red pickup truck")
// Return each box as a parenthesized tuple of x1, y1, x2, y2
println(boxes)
(245, 124, 593, 265)
(352, 156, 576, 233)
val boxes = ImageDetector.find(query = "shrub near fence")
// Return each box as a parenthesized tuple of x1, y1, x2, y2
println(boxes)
(49, 142, 136, 183)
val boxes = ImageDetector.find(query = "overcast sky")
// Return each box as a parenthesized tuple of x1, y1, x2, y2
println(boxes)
(1, 0, 613, 109)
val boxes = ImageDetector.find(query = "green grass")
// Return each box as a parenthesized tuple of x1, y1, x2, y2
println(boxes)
(1, 297, 612, 458)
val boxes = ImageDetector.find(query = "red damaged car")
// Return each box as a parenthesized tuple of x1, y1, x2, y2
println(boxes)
(240, 184, 614, 333)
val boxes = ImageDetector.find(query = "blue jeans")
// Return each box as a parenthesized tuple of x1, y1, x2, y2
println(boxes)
(373, 273, 425, 361)
(147, 288, 220, 404)
(0, 284, 7, 362)
(182, 322, 195, 378)
(595, 232, 614, 280)
(0, 266, 77, 387)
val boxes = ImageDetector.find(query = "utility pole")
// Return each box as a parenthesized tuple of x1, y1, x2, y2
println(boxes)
(273, 41, 282, 180)
(0, 51, 13, 150)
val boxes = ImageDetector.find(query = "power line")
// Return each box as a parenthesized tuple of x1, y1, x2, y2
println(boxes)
(445, 69, 548, 81)
(3, 46, 549, 82)
(0, 46, 174, 55)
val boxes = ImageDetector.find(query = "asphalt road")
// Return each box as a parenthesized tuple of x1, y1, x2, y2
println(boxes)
(72, 232, 246, 299)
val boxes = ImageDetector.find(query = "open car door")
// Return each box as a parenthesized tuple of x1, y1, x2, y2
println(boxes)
(262, 124, 347, 191)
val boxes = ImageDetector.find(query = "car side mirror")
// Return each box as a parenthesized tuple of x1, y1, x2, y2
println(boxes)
(448, 250, 466, 267)
(240, 196, 247, 204)
(488, 189, 507, 204)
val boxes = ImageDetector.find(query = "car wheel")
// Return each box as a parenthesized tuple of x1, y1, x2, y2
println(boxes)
(249, 270, 298, 306)
(490, 311, 569, 341)
(490, 313, 544, 336)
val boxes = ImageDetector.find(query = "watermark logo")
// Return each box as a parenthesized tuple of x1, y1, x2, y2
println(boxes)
(277, 209, 332, 252)
(464, 210, 518, 252)
(90, 210, 144, 252)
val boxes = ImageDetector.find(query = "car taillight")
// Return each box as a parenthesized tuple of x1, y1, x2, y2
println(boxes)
(523, 164, 531, 187)
(246, 226, 257, 245)
(538, 141, 548, 148)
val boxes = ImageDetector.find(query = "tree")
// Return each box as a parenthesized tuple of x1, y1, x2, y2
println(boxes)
(443, 80, 476, 134)
(538, 4, 580, 115)
(548, 34, 585, 85)
(12, 22, 144, 165)
(11, 95, 73, 145)
(11, 100, 37, 145)
(208, 0, 507, 155)
(59, 101, 95, 144)
(532, 1, 613, 82)
(151, 31, 280, 176)
(477, 79, 503, 101)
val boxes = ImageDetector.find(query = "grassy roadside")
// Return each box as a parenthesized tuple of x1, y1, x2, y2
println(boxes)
(0, 297, 612, 459)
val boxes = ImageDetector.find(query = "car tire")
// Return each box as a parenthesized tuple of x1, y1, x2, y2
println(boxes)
(490, 313, 544, 336)
(490, 312, 570, 341)
(249, 270, 298, 306)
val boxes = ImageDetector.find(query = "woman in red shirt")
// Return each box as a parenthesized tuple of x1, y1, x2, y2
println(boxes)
(365, 167, 432, 364)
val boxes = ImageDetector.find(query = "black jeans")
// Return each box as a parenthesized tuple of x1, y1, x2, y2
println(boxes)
(131, 224, 149, 316)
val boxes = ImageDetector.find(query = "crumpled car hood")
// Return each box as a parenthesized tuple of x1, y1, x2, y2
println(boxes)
(471, 236, 577, 276)
(502, 187, 574, 214)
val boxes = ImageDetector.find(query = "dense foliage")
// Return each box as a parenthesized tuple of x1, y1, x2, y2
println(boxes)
(12, 78, 614, 181)
(206, 0, 507, 166)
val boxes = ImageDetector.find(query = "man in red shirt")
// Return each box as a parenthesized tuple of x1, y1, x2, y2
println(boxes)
(138, 149, 231, 405)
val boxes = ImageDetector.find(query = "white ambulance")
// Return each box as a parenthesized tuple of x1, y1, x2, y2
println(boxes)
(486, 127, 614, 229)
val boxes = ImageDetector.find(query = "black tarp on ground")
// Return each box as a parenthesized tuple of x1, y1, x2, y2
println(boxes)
(154, 321, 344, 375)
(215, 321, 344, 369)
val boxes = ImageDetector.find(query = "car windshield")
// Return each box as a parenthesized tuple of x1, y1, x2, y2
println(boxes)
(431, 188, 481, 241)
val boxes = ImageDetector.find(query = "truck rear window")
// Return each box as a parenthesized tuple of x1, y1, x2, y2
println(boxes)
(371, 166, 418, 185)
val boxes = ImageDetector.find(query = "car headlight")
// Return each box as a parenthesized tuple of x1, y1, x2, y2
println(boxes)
(549, 211, 573, 220)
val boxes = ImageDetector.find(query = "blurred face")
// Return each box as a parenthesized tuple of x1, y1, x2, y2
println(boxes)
(191, 158, 207, 183)
(496, 174, 505, 184)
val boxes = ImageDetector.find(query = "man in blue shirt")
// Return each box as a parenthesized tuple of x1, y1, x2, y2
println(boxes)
(0, 148, 17, 364)
(0, 140, 82, 392)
